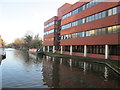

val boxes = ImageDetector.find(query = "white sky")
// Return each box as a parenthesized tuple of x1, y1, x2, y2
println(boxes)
(0, 0, 79, 44)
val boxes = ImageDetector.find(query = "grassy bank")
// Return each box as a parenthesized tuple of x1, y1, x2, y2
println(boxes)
(44, 52, 71, 57)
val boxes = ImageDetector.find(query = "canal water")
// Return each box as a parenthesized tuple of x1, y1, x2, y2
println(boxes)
(1, 48, 120, 88)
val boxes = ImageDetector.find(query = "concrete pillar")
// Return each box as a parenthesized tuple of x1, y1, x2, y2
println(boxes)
(105, 45, 109, 59)
(84, 45, 87, 57)
(47, 46, 49, 52)
(43, 46, 45, 52)
(61, 46, 63, 54)
(53, 46, 55, 53)
(70, 45, 72, 55)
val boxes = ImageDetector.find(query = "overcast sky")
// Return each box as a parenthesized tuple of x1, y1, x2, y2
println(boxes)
(0, 0, 79, 43)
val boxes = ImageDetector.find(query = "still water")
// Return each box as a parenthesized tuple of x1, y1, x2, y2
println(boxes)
(1, 48, 120, 88)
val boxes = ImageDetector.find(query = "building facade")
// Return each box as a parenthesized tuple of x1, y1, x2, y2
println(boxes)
(43, 0, 120, 60)
(43, 16, 59, 53)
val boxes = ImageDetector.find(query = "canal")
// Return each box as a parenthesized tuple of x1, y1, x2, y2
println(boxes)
(1, 48, 120, 88)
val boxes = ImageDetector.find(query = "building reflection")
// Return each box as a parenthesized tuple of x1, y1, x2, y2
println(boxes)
(104, 66, 108, 81)
(42, 56, 120, 88)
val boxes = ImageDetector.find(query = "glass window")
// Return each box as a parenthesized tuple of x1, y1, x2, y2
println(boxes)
(68, 34, 72, 39)
(61, 36, 63, 40)
(86, 3, 89, 8)
(88, 16, 92, 22)
(66, 35, 69, 39)
(117, 6, 120, 14)
(116, 25, 120, 33)
(95, 13, 99, 20)
(91, 15, 95, 21)
(72, 21, 78, 27)
(78, 7, 82, 12)
(94, 30, 98, 36)
(98, 12, 102, 19)
(113, 7, 117, 15)
(89, 2, 92, 7)
(108, 9, 112, 16)
(108, 26, 113, 33)
(72, 9, 78, 15)
(86, 17, 89, 22)
(90, 30, 95, 36)
(112, 26, 117, 33)
(82, 32, 85, 37)
(82, 18, 85, 24)
(97, 29, 102, 35)
(86, 31, 90, 37)
(78, 19, 82, 25)
(72, 33, 75, 38)
(91, 0, 95, 6)
(78, 32, 82, 37)
(82, 5, 86, 10)
(101, 11, 106, 18)
(101, 28, 106, 35)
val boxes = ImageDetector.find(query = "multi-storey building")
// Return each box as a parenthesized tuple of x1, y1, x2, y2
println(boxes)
(43, 16, 59, 53)
(43, 0, 120, 60)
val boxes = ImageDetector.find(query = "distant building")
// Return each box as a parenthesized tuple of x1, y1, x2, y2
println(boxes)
(43, 0, 120, 60)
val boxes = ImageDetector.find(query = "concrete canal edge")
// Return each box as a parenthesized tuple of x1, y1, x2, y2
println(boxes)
(44, 52, 120, 75)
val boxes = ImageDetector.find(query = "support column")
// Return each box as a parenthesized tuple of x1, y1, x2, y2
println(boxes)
(84, 45, 87, 57)
(61, 46, 63, 54)
(105, 45, 109, 59)
(43, 46, 45, 52)
(53, 46, 55, 53)
(70, 45, 72, 55)
(47, 46, 49, 52)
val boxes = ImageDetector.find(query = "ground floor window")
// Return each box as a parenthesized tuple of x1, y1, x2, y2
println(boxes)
(61, 45, 120, 56)
(87, 45, 105, 55)
(64, 46, 70, 52)
(73, 45, 84, 53)
(109, 45, 120, 56)
(45, 46, 48, 51)
(49, 46, 53, 51)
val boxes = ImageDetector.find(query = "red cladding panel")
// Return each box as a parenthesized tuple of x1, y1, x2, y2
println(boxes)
(44, 33, 54, 39)
(60, 34, 120, 45)
(43, 41, 54, 46)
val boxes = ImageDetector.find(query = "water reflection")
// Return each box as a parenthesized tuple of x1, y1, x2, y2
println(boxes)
(2, 49, 120, 88)
(104, 67, 108, 81)
(42, 56, 120, 88)
(2, 49, 48, 88)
